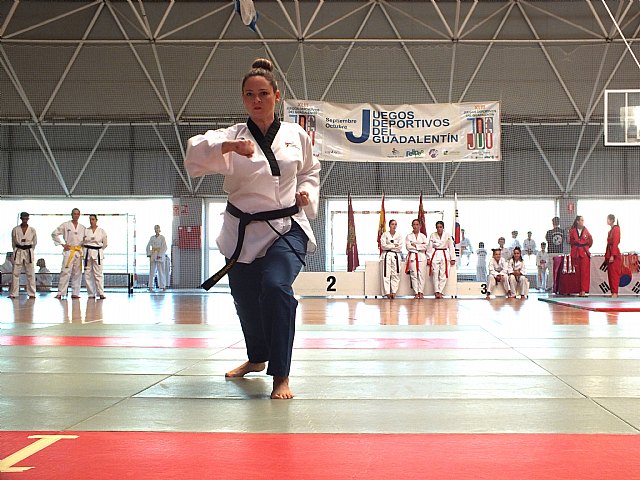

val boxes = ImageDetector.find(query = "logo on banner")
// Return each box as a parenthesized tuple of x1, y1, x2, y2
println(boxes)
(292, 113, 317, 145)
(286, 103, 320, 146)
(466, 115, 495, 150)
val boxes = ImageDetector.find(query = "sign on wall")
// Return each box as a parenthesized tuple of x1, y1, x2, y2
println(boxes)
(284, 100, 501, 163)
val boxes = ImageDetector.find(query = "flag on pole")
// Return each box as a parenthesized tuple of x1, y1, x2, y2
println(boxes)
(235, 0, 258, 32)
(346, 193, 360, 272)
(452, 191, 461, 256)
(417, 193, 427, 236)
(377, 193, 386, 254)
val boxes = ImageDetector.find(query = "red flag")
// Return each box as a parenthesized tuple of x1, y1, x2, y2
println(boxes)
(346, 193, 360, 272)
(377, 193, 386, 254)
(453, 191, 461, 245)
(417, 193, 427, 236)
(452, 191, 461, 256)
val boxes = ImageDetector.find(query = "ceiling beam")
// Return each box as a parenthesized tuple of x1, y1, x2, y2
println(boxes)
(39, 3, 104, 121)
(518, 2, 585, 122)
(379, 2, 437, 103)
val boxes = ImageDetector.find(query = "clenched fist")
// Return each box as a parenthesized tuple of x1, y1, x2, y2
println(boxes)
(222, 139, 255, 157)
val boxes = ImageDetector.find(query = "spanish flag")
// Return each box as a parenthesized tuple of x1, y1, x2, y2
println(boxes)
(377, 193, 386, 254)
(346, 193, 360, 272)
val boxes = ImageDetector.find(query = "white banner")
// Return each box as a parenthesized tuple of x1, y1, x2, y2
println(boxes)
(284, 100, 501, 163)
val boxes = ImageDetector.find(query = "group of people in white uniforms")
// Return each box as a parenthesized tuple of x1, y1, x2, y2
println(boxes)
(51, 208, 108, 299)
(486, 246, 530, 299)
(380, 219, 456, 299)
(7, 209, 168, 298)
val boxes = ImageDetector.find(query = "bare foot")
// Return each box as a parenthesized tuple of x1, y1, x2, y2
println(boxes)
(271, 376, 294, 399)
(225, 361, 266, 378)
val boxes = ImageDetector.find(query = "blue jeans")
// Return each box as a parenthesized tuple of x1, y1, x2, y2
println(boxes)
(227, 221, 307, 377)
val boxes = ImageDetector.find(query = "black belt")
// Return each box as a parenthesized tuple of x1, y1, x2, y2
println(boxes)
(382, 251, 400, 277)
(16, 244, 33, 263)
(84, 245, 102, 267)
(201, 202, 300, 291)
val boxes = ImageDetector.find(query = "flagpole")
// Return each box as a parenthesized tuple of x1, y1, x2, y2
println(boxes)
(453, 191, 461, 257)
(377, 193, 386, 255)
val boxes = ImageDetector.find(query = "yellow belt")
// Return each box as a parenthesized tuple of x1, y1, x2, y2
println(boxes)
(65, 245, 83, 268)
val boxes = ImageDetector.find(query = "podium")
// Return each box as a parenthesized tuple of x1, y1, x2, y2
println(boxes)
(364, 260, 457, 297)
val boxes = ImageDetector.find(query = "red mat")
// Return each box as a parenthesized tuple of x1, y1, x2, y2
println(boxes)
(1, 432, 639, 479)
(539, 297, 640, 312)
(0, 335, 506, 349)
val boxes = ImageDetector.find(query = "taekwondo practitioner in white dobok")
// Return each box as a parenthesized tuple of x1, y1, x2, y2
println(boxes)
(486, 248, 513, 300)
(522, 231, 537, 257)
(498, 236, 512, 262)
(459, 229, 473, 266)
(536, 242, 550, 291)
(10, 211, 37, 298)
(147, 225, 168, 291)
(508, 247, 529, 299)
(405, 219, 428, 299)
(509, 230, 521, 250)
(426, 220, 456, 299)
(476, 242, 488, 282)
(52, 208, 86, 299)
(0, 252, 13, 292)
(36, 258, 52, 292)
(83, 214, 108, 300)
(379, 219, 403, 299)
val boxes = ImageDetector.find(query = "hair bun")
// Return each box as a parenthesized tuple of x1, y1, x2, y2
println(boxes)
(252, 58, 273, 71)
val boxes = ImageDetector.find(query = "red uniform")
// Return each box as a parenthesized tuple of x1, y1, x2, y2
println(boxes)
(569, 226, 593, 294)
(605, 225, 622, 294)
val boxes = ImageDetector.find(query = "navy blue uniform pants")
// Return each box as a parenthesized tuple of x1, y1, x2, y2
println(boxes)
(227, 221, 307, 377)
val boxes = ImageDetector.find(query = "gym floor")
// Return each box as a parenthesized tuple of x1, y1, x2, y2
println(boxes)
(1, 292, 640, 479)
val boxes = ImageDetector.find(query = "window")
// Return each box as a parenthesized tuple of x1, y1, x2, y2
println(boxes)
(205, 200, 228, 286)
(0, 199, 172, 278)
(326, 197, 555, 274)
(575, 200, 640, 255)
